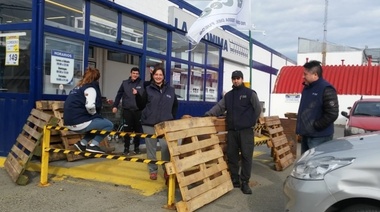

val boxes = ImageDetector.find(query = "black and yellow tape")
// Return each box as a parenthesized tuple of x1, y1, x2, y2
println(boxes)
(45, 148, 168, 165)
(45, 125, 164, 138)
(254, 140, 269, 146)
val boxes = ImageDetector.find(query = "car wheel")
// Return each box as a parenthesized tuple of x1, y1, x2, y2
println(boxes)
(341, 204, 380, 212)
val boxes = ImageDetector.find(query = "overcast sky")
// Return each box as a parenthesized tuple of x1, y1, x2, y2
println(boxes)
(184, 0, 380, 61)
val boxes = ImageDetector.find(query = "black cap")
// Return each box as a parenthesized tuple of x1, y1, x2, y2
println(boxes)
(231, 70, 243, 78)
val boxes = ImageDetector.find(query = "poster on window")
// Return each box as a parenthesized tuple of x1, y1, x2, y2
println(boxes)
(5, 35, 19, 66)
(50, 50, 74, 84)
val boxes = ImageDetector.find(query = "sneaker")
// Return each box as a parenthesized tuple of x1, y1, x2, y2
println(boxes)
(123, 149, 130, 156)
(74, 141, 86, 152)
(133, 150, 141, 155)
(232, 178, 240, 188)
(86, 145, 105, 154)
(241, 182, 252, 194)
(150, 173, 157, 180)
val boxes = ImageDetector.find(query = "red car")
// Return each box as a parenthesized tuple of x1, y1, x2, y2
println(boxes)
(341, 98, 380, 136)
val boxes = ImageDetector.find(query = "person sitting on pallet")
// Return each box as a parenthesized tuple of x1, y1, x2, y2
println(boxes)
(63, 67, 114, 154)
(204, 70, 262, 195)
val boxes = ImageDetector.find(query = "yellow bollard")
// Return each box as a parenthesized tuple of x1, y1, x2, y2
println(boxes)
(164, 174, 176, 210)
(39, 125, 51, 186)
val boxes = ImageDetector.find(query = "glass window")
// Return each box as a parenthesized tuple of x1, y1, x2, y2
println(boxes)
(170, 62, 188, 101)
(0, 31, 31, 93)
(107, 51, 140, 65)
(108, 51, 127, 63)
(43, 34, 84, 95)
(171, 32, 189, 60)
(145, 56, 165, 81)
(190, 42, 205, 64)
(0, 0, 32, 24)
(90, 3, 118, 42)
(189, 66, 204, 101)
(45, 0, 85, 33)
(205, 69, 219, 102)
(121, 14, 143, 49)
(147, 23, 167, 54)
(207, 44, 220, 68)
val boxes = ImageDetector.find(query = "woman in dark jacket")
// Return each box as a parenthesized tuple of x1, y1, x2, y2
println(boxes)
(63, 67, 113, 154)
(136, 67, 178, 180)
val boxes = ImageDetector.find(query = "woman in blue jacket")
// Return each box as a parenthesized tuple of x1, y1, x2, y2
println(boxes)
(63, 67, 114, 153)
(135, 67, 178, 180)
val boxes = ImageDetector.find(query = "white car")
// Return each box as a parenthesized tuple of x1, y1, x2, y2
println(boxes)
(284, 132, 380, 212)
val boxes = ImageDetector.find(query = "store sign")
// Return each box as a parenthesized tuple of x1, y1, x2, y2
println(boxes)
(50, 50, 74, 84)
(285, 94, 300, 103)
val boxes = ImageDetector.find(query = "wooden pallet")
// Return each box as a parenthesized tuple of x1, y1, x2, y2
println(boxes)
(263, 116, 294, 171)
(35, 101, 67, 161)
(4, 109, 59, 185)
(155, 117, 233, 212)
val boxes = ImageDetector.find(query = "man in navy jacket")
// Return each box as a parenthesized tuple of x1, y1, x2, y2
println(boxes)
(205, 70, 261, 194)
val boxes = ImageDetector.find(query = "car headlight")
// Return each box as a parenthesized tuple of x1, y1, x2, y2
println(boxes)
(291, 156, 355, 180)
(347, 126, 366, 135)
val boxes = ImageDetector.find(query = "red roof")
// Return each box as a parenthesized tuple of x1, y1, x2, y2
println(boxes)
(273, 65, 380, 95)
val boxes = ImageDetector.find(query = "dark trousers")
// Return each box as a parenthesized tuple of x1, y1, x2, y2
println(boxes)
(227, 128, 254, 182)
(123, 109, 142, 152)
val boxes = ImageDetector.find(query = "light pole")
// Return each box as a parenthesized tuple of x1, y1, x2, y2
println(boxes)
(247, 29, 265, 88)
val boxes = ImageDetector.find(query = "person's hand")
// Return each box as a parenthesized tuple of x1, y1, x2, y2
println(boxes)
(132, 88, 137, 95)
(112, 107, 118, 113)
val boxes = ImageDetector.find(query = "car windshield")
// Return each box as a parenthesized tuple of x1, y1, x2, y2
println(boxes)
(353, 102, 380, 117)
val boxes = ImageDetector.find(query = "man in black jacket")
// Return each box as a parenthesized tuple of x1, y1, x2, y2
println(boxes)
(112, 67, 144, 155)
(296, 60, 339, 154)
(204, 70, 261, 194)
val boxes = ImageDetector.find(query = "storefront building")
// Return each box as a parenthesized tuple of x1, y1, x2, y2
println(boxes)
(0, 0, 295, 156)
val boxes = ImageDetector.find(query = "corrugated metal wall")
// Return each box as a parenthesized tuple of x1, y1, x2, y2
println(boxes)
(273, 65, 380, 95)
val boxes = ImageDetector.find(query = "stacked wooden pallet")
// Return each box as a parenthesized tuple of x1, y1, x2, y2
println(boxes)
(263, 116, 295, 171)
(155, 117, 233, 212)
(35, 101, 68, 161)
(4, 109, 59, 185)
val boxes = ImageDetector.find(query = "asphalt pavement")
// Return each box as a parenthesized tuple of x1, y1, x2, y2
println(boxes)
(0, 125, 344, 212)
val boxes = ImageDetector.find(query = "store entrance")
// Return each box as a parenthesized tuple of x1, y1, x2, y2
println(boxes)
(87, 46, 141, 101)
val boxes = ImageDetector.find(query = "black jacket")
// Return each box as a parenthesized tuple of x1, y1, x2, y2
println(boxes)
(296, 78, 339, 137)
(113, 77, 144, 111)
(136, 82, 178, 126)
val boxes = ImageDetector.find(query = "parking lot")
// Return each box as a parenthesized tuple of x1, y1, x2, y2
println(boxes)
(0, 126, 344, 212)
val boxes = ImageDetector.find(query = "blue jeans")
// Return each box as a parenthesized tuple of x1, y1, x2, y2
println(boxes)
(74, 118, 114, 146)
(301, 135, 333, 155)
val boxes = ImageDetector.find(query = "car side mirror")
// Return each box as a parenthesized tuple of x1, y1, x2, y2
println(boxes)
(341, 111, 349, 118)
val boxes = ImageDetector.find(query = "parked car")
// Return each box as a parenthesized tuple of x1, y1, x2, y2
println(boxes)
(341, 98, 380, 136)
(283, 132, 380, 212)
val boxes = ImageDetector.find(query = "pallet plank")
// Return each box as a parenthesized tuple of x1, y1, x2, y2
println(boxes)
(173, 148, 224, 173)
(165, 126, 216, 141)
(176, 180, 233, 212)
(155, 117, 216, 135)
(178, 163, 228, 186)
(172, 137, 220, 156)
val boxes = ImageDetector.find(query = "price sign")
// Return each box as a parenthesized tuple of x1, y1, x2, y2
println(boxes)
(5, 52, 19, 65)
(5, 35, 20, 66)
